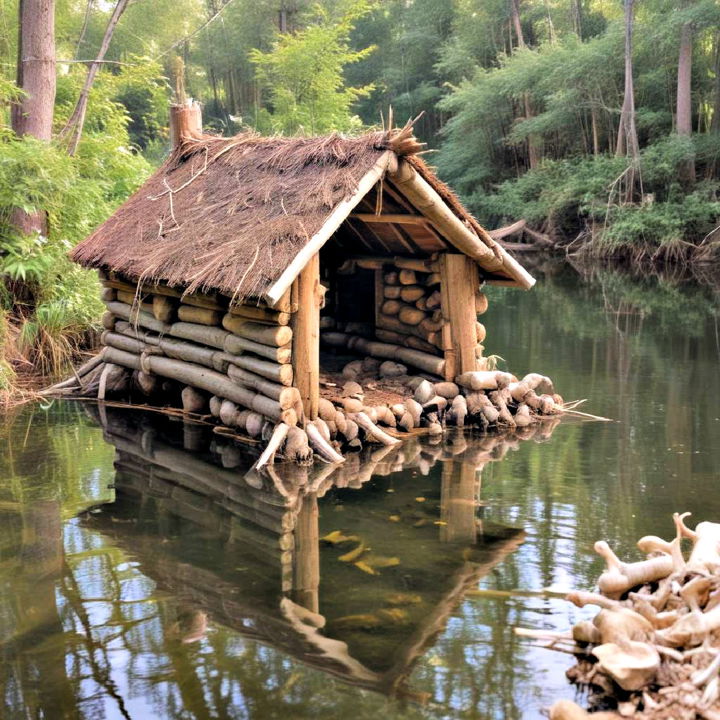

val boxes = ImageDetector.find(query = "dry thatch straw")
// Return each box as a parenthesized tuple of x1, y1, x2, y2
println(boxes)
(71, 126, 499, 302)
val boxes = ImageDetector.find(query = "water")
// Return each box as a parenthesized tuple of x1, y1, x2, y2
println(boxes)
(1, 264, 719, 719)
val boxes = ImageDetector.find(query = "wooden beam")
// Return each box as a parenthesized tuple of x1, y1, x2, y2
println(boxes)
(350, 213, 428, 225)
(265, 151, 393, 306)
(388, 161, 535, 290)
(439, 254, 479, 377)
(383, 180, 452, 249)
(291, 253, 320, 421)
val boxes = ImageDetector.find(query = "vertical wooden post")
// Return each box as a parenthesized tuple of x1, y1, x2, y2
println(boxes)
(292, 494, 320, 613)
(439, 254, 479, 379)
(169, 100, 203, 148)
(291, 253, 320, 421)
(440, 461, 481, 545)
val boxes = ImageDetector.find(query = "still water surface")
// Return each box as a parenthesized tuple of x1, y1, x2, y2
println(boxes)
(1, 265, 719, 719)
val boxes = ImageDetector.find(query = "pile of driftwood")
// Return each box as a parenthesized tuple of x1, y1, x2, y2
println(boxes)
(525, 513, 720, 720)
(315, 357, 566, 442)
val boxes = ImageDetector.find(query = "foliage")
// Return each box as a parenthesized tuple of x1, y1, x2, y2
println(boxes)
(250, 1, 376, 134)
(0, 65, 153, 380)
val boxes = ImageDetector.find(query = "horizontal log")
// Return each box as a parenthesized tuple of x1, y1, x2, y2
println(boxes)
(224, 335, 292, 364)
(381, 300, 402, 315)
(377, 313, 440, 346)
(117, 290, 152, 313)
(398, 269, 417, 285)
(227, 365, 301, 410)
(228, 304, 291, 326)
(101, 347, 142, 371)
(374, 329, 441, 356)
(350, 213, 427, 225)
(153, 295, 176, 323)
(475, 292, 489, 315)
(106, 301, 170, 335)
(399, 285, 425, 303)
(178, 305, 222, 326)
(398, 306, 425, 326)
(171, 321, 228, 350)
(102, 332, 162, 358)
(225, 352, 294, 387)
(322, 331, 444, 376)
(222, 315, 293, 347)
(104, 348, 296, 425)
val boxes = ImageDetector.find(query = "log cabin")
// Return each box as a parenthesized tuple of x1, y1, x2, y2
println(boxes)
(69, 101, 561, 465)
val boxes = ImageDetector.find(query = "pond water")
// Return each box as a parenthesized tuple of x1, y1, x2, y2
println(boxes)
(1, 263, 719, 719)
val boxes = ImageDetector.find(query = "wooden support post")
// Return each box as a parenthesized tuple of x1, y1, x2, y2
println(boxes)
(291, 253, 320, 421)
(439, 254, 479, 379)
(292, 494, 320, 614)
(440, 460, 481, 545)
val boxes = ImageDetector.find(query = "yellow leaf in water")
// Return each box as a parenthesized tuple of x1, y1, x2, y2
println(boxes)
(333, 613, 382, 629)
(338, 542, 367, 562)
(384, 593, 422, 606)
(386, 488, 395, 493)
(378, 608, 409, 624)
(415, 497, 426, 502)
(434, 521, 447, 526)
(354, 560, 379, 575)
(364, 554, 400, 569)
(388, 515, 400, 522)
(322, 530, 359, 544)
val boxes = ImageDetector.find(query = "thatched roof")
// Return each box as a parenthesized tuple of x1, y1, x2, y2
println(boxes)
(71, 127, 533, 302)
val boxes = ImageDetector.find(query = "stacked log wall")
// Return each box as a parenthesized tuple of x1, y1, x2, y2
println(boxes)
(98, 270, 300, 436)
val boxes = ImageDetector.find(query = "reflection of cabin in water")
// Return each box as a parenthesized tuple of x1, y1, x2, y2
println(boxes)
(87, 408, 533, 698)
(70, 102, 538, 464)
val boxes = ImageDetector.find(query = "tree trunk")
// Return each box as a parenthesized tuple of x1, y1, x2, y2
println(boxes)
(676, 20, 695, 184)
(509, 0, 540, 169)
(615, 0, 639, 162)
(11, 0, 56, 238)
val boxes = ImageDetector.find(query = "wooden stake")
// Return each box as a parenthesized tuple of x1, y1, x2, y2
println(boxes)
(291, 253, 320, 420)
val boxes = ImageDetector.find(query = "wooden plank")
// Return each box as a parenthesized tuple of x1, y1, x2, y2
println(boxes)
(439, 254, 479, 378)
(291, 253, 320, 420)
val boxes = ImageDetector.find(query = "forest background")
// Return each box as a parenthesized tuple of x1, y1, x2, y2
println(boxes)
(1, 0, 719, 390)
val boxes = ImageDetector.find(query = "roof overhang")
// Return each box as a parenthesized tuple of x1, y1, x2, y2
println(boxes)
(263, 154, 534, 307)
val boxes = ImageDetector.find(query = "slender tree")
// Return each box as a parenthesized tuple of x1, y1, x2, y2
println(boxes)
(11, 0, 56, 237)
(509, 0, 540, 170)
(676, 13, 695, 182)
(58, 0, 130, 156)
